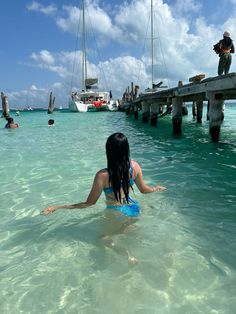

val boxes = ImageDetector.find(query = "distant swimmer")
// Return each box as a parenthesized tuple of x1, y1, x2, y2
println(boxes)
(48, 119, 54, 126)
(214, 31, 234, 75)
(5, 117, 19, 129)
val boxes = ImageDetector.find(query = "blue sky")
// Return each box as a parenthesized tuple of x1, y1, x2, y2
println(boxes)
(1, 0, 236, 108)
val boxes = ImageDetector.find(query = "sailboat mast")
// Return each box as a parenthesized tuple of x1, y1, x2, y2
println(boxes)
(151, 0, 154, 88)
(82, 0, 87, 91)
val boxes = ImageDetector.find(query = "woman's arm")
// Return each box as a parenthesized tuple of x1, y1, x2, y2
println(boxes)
(132, 160, 166, 193)
(41, 170, 106, 215)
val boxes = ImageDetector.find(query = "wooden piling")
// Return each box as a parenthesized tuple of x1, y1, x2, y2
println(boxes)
(207, 92, 224, 142)
(150, 103, 158, 126)
(48, 92, 55, 114)
(127, 86, 130, 101)
(159, 105, 163, 114)
(172, 96, 183, 134)
(1, 92, 10, 118)
(131, 82, 134, 101)
(206, 101, 210, 120)
(134, 85, 139, 100)
(192, 101, 197, 116)
(196, 100, 203, 123)
(142, 102, 150, 123)
(167, 97, 172, 113)
(133, 104, 139, 120)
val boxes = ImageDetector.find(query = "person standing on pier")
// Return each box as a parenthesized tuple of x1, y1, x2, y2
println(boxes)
(215, 31, 234, 75)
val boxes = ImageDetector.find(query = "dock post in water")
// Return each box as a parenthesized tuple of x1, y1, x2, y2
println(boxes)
(167, 97, 172, 114)
(192, 101, 197, 117)
(142, 102, 150, 123)
(48, 92, 55, 114)
(158, 104, 164, 114)
(207, 92, 224, 142)
(120, 73, 236, 142)
(134, 85, 139, 100)
(206, 101, 210, 121)
(133, 104, 139, 120)
(131, 82, 134, 101)
(196, 100, 203, 123)
(127, 86, 130, 100)
(172, 96, 183, 134)
(150, 103, 158, 126)
(1, 92, 10, 118)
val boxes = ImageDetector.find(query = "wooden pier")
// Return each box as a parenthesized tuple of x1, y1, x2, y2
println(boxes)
(120, 73, 236, 142)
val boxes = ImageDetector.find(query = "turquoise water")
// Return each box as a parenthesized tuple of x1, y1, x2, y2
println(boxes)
(0, 105, 236, 313)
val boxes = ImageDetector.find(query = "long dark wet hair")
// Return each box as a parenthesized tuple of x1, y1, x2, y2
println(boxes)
(106, 132, 132, 203)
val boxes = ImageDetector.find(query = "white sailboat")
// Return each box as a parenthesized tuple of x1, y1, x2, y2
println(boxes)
(68, 0, 118, 112)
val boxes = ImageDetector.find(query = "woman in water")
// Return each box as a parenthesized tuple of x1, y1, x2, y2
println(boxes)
(42, 132, 166, 262)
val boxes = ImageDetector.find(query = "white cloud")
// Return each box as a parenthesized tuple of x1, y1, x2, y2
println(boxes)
(56, 3, 122, 44)
(98, 56, 148, 92)
(171, 0, 202, 15)
(30, 85, 38, 91)
(7, 83, 66, 109)
(31, 50, 55, 64)
(9, 0, 236, 107)
(28, 50, 82, 81)
(27, 1, 57, 16)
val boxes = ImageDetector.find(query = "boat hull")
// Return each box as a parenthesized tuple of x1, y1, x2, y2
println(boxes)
(68, 99, 118, 112)
(68, 100, 88, 112)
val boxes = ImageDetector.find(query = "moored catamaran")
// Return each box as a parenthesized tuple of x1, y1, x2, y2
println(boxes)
(68, 0, 118, 113)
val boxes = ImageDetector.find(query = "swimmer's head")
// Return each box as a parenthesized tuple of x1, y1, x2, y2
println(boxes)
(48, 119, 54, 125)
(7, 117, 14, 123)
(106, 132, 130, 168)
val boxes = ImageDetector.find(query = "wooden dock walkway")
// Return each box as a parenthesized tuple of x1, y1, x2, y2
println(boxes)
(120, 73, 236, 142)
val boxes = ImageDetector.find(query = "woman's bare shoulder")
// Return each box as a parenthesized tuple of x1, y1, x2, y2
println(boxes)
(131, 160, 141, 178)
(95, 168, 109, 186)
(96, 168, 109, 178)
(131, 159, 140, 169)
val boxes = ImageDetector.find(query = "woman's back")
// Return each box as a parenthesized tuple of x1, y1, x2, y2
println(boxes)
(103, 160, 135, 206)
(42, 132, 166, 218)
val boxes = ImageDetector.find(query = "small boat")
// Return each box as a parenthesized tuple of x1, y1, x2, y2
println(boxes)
(141, 81, 168, 96)
(69, 89, 118, 112)
(68, 0, 117, 113)
(26, 106, 33, 111)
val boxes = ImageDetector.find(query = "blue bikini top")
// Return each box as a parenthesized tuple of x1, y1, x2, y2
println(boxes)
(103, 165, 134, 194)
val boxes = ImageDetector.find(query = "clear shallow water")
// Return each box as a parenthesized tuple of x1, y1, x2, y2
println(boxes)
(0, 105, 236, 313)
